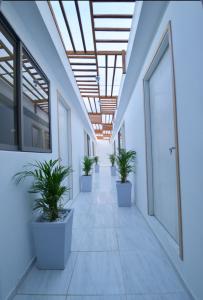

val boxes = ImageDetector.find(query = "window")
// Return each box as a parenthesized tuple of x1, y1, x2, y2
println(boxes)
(0, 20, 17, 149)
(0, 14, 51, 152)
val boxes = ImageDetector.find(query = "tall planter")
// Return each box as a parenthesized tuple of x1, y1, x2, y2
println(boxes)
(80, 175, 92, 192)
(32, 209, 73, 269)
(116, 181, 132, 207)
(111, 166, 116, 176)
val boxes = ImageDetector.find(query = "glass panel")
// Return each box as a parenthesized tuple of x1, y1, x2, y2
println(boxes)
(22, 49, 50, 150)
(0, 25, 17, 147)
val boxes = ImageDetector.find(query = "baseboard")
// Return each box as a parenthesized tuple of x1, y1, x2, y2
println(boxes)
(6, 257, 36, 300)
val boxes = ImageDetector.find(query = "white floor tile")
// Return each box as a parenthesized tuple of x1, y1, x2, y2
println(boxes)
(68, 252, 125, 295)
(120, 251, 184, 294)
(16, 167, 190, 300)
(126, 292, 191, 300)
(14, 296, 66, 300)
(17, 253, 77, 295)
(67, 296, 126, 300)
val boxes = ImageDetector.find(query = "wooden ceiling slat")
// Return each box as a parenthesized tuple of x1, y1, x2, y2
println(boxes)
(89, 0, 100, 99)
(59, 0, 76, 52)
(105, 55, 108, 96)
(88, 97, 93, 113)
(69, 55, 96, 59)
(93, 14, 133, 18)
(96, 39, 128, 43)
(67, 50, 123, 55)
(74, 0, 87, 52)
(70, 62, 96, 66)
(95, 27, 130, 32)
(111, 54, 117, 96)
(73, 69, 97, 72)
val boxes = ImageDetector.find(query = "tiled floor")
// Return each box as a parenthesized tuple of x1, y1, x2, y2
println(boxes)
(14, 167, 191, 300)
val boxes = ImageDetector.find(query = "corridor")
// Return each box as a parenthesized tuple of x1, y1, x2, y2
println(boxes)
(14, 167, 191, 300)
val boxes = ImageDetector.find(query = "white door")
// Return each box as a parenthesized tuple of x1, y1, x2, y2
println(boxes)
(58, 100, 72, 201)
(149, 47, 178, 242)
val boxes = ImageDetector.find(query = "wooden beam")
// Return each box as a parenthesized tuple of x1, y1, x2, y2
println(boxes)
(80, 88, 99, 90)
(105, 55, 108, 96)
(89, 0, 100, 98)
(0, 56, 14, 62)
(122, 50, 126, 74)
(93, 14, 133, 18)
(59, 0, 76, 52)
(67, 50, 123, 55)
(74, 0, 86, 52)
(70, 62, 96, 66)
(111, 55, 117, 96)
(95, 27, 130, 32)
(72, 69, 97, 72)
(96, 39, 128, 43)
(88, 97, 93, 113)
(76, 80, 96, 82)
(78, 84, 98, 86)
(75, 75, 97, 77)
(69, 55, 96, 59)
(99, 96, 117, 99)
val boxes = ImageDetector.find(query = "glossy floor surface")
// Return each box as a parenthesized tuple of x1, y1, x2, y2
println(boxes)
(14, 167, 191, 300)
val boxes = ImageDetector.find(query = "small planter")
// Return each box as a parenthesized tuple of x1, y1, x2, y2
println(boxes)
(80, 175, 92, 192)
(111, 166, 116, 176)
(32, 209, 73, 270)
(95, 164, 100, 173)
(116, 181, 132, 207)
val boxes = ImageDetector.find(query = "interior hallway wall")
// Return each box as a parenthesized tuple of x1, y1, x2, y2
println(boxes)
(0, 2, 90, 299)
(120, 1, 203, 299)
(95, 141, 113, 167)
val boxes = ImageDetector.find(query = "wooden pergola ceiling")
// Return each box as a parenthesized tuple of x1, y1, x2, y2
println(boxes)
(48, 0, 136, 139)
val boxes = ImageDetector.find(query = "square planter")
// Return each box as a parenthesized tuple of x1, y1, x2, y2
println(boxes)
(111, 166, 116, 176)
(95, 164, 100, 173)
(80, 175, 92, 192)
(116, 181, 132, 207)
(32, 209, 73, 270)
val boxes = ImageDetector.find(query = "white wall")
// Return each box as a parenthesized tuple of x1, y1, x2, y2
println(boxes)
(120, 2, 203, 299)
(0, 2, 91, 299)
(95, 141, 113, 167)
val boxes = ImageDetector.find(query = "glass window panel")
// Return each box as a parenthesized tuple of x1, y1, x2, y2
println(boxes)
(22, 49, 50, 150)
(0, 25, 17, 147)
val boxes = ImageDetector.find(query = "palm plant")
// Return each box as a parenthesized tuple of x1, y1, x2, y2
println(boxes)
(116, 149, 136, 183)
(109, 154, 116, 167)
(13, 159, 72, 222)
(94, 156, 99, 165)
(83, 156, 94, 176)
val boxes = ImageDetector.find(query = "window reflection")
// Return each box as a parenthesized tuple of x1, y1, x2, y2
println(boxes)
(22, 49, 50, 150)
(0, 27, 17, 147)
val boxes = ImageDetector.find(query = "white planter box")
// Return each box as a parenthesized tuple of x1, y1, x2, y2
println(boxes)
(111, 166, 116, 176)
(32, 209, 73, 270)
(116, 181, 132, 207)
(95, 164, 100, 173)
(80, 175, 92, 192)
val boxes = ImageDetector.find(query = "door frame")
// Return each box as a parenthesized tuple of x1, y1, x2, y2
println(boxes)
(143, 22, 183, 259)
(57, 91, 73, 200)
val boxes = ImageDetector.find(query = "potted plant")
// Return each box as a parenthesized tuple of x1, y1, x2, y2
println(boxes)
(109, 154, 116, 176)
(14, 159, 73, 270)
(94, 156, 99, 173)
(116, 149, 136, 207)
(80, 156, 94, 192)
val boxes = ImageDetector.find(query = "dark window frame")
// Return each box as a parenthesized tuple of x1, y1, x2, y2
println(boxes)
(0, 12, 52, 153)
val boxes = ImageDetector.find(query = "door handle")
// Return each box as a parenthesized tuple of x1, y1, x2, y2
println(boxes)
(169, 146, 176, 154)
